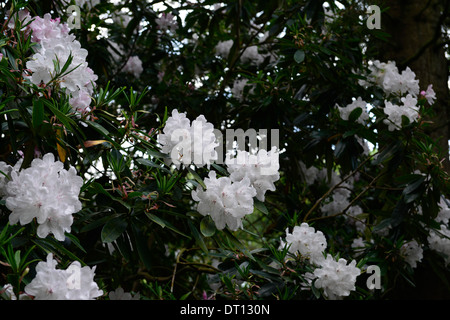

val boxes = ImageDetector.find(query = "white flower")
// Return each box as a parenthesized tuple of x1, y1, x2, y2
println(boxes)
(109, 287, 140, 300)
(158, 109, 218, 169)
(320, 192, 350, 216)
(383, 95, 419, 131)
(400, 240, 423, 269)
(24, 253, 102, 300)
(28, 13, 71, 43)
(298, 161, 319, 186)
(225, 147, 280, 202)
(122, 56, 143, 78)
(64, 261, 103, 300)
(191, 171, 256, 231)
(351, 237, 366, 257)
(214, 39, 273, 66)
(346, 205, 366, 233)
(5, 153, 83, 241)
(155, 13, 178, 32)
(214, 40, 234, 58)
(231, 78, 255, 102)
(313, 254, 361, 300)
(336, 97, 370, 124)
(421, 84, 436, 105)
(428, 225, 450, 265)
(436, 198, 450, 224)
(284, 222, 327, 265)
(25, 14, 98, 115)
(359, 60, 420, 97)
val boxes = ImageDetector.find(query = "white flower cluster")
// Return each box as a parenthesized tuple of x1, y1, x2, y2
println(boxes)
(231, 78, 255, 102)
(155, 12, 178, 33)
(416, 197, 450, 266)
(23, 13, 98, 114)
(336, 96, 371, 125)
(122, 56, 144, 78)
(24, 253, 102, 300)
(318, 170, 353, 216)
(435, 198, 450, 224)
(297, 163, 366, 229)
(225, 147, 280, 202)
(191, 171, 256, 231)
(359, 60, 420, 97)
(214, 35, 275, 67)
(281, 222, 361, 299)
(427, 225, 450, 265)
(312, 254, 361, 300)
(400, 240, 423, 269)
(283, 222, 327, 265)
(383, 94, 420, 131)
(355, 60, 437, 131)
(2, 153, 83, 241)
(157, 109, 219, 169)
(108, 287, 140, 300)
(159, 109, 280, 231)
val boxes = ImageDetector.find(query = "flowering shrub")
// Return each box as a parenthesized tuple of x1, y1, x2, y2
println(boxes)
(0, 0, 450, 301)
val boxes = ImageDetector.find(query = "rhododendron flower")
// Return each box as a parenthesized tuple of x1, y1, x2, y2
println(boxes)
(313, 254, 361, 299)
(191, 171, 256, 231)
(24, 253, 102, 300)
(283, 222, 327, 265)
(383, 94, 419, 131)
(158, 109, 218, 169)
(336, 97, 370, 124)
(225, 147, 280, 201)
(401, 240, 423, 269)
(155, 13, 178, 32)
(24, 13, 97, 114)
(5, 153, 83, 241)
(122, 56, 144, 78)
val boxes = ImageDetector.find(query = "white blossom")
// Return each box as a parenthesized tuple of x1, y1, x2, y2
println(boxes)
(400, 240, 423, 269)
(191, 171, 256, 231)
(359, 60, 420, 97)
(158, 109, 218, 169)
(225, 147, 280, 202)
(109, 287, 140, 300)
(336, 97, 370, 124)
(428, 225, 450, 265)
(383, 94, 419, 131)
(24, 253, 102, 300)
(313, 254, 361, 300)
(436, 198, 450, 224)
(5, 153, 83, 241)
(421, 84, 436, 105)
(122, 56, 143, 78)
(284, 222, 327, 265)
(24, 13, 98, 115)
(155, 12, 178, 32)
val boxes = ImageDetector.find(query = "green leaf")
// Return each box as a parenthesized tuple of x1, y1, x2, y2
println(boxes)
(188, 219, 208, 253)
(101, 216, 128, 243)
(348, 107, 363, 123)
(187, 166, 206, 189)
(254, 198, 269, 215)
(294, 50, 305, 64)
(145, 212, 191, 238)
(200, 216, 216, 237)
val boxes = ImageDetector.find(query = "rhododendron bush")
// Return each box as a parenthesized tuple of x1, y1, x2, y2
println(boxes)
(1, 0, 450, 301)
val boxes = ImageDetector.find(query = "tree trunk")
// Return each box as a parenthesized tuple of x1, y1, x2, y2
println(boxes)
(372, 0, 450, 173)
